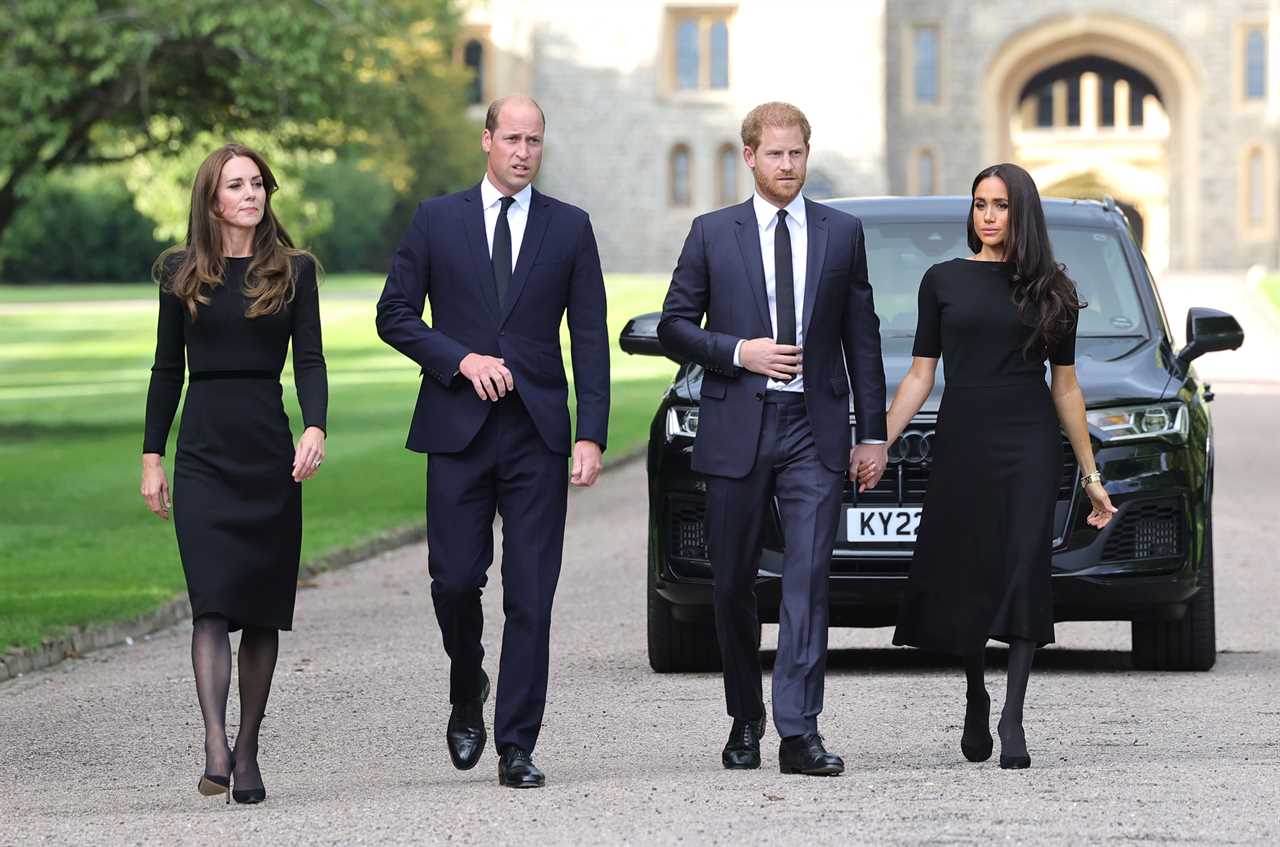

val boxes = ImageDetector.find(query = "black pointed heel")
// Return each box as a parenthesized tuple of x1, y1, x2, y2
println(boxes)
(997, 717, 1032, 770)
(999, 752, 1032, 769)
(197, 755, 234, 804)
(960, 691, 993, 762)
(232, 786, 266, 804)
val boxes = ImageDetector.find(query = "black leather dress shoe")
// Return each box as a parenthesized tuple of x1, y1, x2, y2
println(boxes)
(498, 745, 545, 788)
(778, 733, 844, 776)
(722, 713, 767, 769)
(446, 670, 490, 771)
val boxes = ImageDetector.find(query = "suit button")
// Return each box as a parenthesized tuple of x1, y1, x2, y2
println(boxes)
(754, 392, 764, 400)
(499, 331, 505, 336)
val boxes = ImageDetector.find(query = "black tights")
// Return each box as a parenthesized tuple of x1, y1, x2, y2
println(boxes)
(962, 640, 1036, 756)
(998, 638, 1036, 758)
(191, 615, 279, 789)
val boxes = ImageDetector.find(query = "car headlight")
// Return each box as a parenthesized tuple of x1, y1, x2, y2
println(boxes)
(666, 405, 699, 440)
(1086, 402, 1188, 443)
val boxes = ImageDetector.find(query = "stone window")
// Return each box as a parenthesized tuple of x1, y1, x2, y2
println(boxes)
(709, 19, 730, 89)
(717, 143, 739, 205)
(913, 25, 939, 103)
(1248, 148, 1266, 227)
(1241, 144, 1274, 240)
(670, 144, 692, 206)
(463, 40, 485, 106)
(913, 149, 937, 195)
(668, 8, 734, 92)
(1245, 27, 1267, 101)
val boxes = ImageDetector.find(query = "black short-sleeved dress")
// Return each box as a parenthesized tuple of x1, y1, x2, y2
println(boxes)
(143, 256, 327, 631)
(892, 258, 1076, 654)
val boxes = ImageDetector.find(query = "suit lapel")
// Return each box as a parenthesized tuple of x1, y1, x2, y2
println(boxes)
(734, 199, 773, 335)
(802, 199, 829, 336)
(461, 184, 500, 318)
(500, 188, 551, 327)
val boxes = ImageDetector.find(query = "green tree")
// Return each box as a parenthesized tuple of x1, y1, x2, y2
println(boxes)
(0, 0, 476, 245)
(1, 167, 163, 282)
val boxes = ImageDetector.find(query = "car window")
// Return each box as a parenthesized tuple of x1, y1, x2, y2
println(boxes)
(862, 221, 1148, 337)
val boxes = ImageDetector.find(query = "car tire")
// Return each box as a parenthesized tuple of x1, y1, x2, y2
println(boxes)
(1131, 523, 1216, 671)
(647, 565, 722, 673)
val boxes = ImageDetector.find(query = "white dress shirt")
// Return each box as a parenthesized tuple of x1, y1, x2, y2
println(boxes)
(731, 191, 884, 445)
(733, 192, 809, 392)
(480, 175, 532, 269)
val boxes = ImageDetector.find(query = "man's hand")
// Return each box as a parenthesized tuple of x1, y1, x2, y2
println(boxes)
(738, 338, 802, 381)
(850, 442, 889, 493)
(459, 353, 514, 401)
(571, 440, 603, 487)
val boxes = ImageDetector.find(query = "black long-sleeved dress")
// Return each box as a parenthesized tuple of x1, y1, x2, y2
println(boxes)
(892, 258, 1076, 654)
(143, 255, 327, 631)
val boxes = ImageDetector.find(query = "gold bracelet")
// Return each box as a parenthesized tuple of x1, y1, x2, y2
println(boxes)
(1079, 470, 1102, 488)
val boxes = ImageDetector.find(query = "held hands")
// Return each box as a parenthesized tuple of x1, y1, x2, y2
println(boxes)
(850, 443, 889, 493)
(141, 454, 171, 520)
(1084, 481, 1119, 528)
(460, 352, 514, 401)
(292, 426, 326, 483)
(739, 338, 802, 381)
(571, 440, 603, 487)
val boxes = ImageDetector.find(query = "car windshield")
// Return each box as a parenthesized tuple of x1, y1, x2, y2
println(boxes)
(863, 222, 1148, 338)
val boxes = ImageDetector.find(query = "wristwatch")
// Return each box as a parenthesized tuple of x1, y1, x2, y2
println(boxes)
(1079, 470, 1103, 488)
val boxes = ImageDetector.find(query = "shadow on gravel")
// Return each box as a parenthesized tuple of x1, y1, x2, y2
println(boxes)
(760, 647, 1137, 673)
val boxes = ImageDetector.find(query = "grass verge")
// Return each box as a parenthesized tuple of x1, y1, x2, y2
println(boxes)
(0, 274, 673, 649)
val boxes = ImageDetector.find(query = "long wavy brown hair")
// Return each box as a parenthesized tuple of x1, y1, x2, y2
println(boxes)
(966, 163, 1085, 359)
(152, 144, 313, 320)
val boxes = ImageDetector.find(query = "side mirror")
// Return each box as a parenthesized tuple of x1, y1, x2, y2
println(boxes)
(619, 311, 685, 363)
(1175, 307, 1244, 368)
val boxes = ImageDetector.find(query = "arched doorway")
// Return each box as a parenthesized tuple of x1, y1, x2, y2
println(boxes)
(982, 15, 1200, 271)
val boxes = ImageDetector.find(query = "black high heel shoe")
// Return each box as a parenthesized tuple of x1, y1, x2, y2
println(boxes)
(960, 691, 993, 762)
(197, 755, 234, 804)
(997, 717, 1032, 770)
(232, 785, 266, 804)
(231, 755, 266, 804)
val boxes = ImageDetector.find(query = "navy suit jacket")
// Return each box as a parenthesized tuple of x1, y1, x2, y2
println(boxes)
(376, 183, 609, 456)
(658, 197, 887, 478)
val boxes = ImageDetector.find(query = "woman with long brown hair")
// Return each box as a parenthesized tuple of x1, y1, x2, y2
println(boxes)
(875, 163, 1116, 769)
(140, 143, 327, 803)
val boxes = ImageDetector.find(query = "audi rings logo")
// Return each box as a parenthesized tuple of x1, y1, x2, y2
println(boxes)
(888, 430, 935, 465)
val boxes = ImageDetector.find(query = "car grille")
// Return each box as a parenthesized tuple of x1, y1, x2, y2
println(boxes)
(667, 496, 708, 560)
(850, 429, 1078, 506)
(1100, 498, 1184, 562)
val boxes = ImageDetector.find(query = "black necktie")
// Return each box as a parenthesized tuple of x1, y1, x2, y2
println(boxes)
(492, 195, 515, 306)
(774, 209, 796, 347)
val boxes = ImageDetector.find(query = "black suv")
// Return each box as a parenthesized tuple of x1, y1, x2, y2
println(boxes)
(622, 196, 1243, 673)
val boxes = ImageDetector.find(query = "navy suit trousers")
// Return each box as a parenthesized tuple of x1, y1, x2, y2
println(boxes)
(705, 391, 844, 738)
(425, 393, 568, 753)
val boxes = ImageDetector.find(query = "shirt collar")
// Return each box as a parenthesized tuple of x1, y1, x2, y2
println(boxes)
(753, 191, 806, 230)
(481, 175, 533, 211)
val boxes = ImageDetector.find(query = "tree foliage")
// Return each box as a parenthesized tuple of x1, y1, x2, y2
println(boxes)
(1, 168, 163, 282)
(0, 0, 482, 247)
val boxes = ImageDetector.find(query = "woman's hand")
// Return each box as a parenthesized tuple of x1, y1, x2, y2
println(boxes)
(292, 426, 326, 482)
(1084, 481, 1119, 528)
(141, 454, 171, 520)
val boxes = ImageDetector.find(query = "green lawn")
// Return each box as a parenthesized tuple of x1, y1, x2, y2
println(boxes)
(1261, 275, 1280, 317)
(0, 273, 674, 650)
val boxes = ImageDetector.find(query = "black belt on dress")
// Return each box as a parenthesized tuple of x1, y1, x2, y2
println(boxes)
(189, 370, 279, 382)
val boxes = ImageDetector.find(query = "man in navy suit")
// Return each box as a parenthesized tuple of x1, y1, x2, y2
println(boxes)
(659, 102, 888, 776)
(376, 95, 609, 789)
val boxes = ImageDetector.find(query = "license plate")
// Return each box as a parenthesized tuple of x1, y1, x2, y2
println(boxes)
(846, 507, 922, 543)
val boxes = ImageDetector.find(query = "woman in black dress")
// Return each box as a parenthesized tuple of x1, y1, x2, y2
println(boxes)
(139, 144, 327, 803)
(875, 164, 1115, 769)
